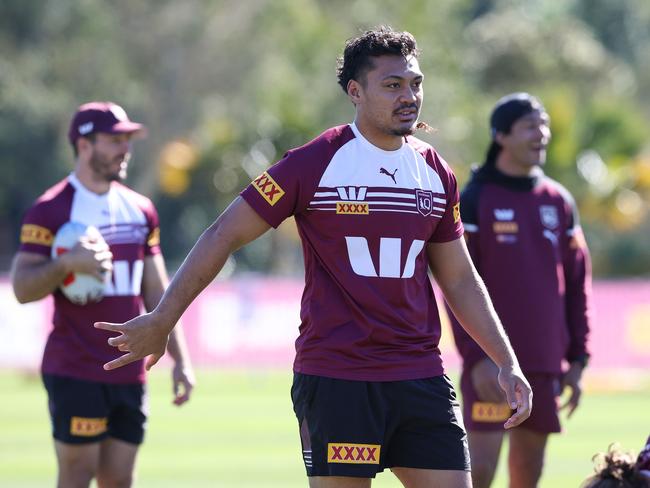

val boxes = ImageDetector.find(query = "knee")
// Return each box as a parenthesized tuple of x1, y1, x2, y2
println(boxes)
(57, 462, 96, 488)
(510, 454, 544, 486)
(96, 471, 134, 488)
(471, 460, 498, 488)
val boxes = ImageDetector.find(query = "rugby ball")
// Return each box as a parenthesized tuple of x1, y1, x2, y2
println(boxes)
(51, 221, 112, 305)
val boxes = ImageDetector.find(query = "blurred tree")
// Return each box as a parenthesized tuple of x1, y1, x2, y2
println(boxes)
(0, 0, 648, 276)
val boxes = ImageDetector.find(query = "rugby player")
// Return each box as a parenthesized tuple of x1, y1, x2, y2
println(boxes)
(11, 102, 195, 488)
(96, 28, 531, 487)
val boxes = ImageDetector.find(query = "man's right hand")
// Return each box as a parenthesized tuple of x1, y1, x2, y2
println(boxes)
(60, 236, 113, 282)
(471, 358, 532, 428)
(95, 312, 171, 371)
(497, 364, 532, 429)
(471, 358, 505, 403)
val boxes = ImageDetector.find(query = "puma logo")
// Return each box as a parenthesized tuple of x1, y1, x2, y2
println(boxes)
(380, 167, 398, 184)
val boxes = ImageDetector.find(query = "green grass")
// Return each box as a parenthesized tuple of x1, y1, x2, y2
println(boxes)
(1, 369, 647, 487)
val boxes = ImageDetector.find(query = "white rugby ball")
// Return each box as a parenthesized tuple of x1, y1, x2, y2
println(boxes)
(51, 221, 112, 305)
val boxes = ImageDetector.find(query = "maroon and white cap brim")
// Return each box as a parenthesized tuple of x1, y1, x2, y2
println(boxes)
(109, 121, 147, 138)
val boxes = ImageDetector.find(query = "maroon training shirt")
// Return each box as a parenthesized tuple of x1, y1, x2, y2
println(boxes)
(450, 165, 592, 374)
(18, 174, 161, 384)
(241, 124, 464, 381)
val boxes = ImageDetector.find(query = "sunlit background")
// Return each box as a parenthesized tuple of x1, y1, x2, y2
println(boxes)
(1, 1, 649, 486)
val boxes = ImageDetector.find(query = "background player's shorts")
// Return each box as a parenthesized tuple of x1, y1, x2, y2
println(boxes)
(460, 369, 561, 433)
(42, 374, 147, 445)
(291, 373, 470, 478)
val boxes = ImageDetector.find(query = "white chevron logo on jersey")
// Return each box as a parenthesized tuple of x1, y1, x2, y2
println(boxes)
(336, 186, 368, 201)
(494, 208, 515, 221)
(345, 237, 424, 278)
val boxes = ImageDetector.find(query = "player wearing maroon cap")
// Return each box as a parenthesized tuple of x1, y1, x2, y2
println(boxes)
(10, 102, 195, 488)
(95, 28, 531, 487)
(448, 93, 593, 488)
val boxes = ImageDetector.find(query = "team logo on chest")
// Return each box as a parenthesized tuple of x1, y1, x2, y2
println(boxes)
(415, 189, 433, 216)
(539, 205, 559, 230)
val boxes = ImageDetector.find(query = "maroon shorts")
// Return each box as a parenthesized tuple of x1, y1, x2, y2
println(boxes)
(460, 369, 561, 434)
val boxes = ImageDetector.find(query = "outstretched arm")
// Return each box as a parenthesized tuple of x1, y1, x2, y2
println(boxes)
(427, 237, 532, 429)
(142, 253, 196, 406)
(95, 197, 271, 370)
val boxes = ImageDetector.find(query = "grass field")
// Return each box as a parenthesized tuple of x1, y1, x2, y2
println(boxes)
(1, 368, 648, 487)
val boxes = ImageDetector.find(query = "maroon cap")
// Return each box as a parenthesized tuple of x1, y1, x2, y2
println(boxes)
(68, 101, 146, 145)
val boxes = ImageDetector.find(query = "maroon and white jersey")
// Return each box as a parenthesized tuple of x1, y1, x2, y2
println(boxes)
(241, 124, 463, 381)
(19, 173, 161, 384)
(450, 165, 592, 374)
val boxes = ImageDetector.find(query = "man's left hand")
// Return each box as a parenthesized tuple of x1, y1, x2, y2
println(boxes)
(559, 361, 584, 418)
(172, 363, 196, 406)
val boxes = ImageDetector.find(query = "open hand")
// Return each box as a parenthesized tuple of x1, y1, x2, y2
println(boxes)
(95, 312, 171, 371)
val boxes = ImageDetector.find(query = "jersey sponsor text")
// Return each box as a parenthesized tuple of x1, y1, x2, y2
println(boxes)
(253, 171, 285, 206)
(471, 402, 511, 422)
(70, 416, 108, 436)
(327, 443, 380, 464)
(20, 224, 54, 246)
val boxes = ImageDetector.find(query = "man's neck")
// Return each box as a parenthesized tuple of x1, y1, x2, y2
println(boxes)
(495, 156, 539, 177)
(73, 166, 111, 195)
(353, 118, 404, 151)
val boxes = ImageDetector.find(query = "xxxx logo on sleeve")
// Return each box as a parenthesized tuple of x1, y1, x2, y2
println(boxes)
(147, 227, 161, 247)
(252, 171, 285, 206)
(20, 224, 53, 246)
(327, 443, 380, 464)
(453, 202, 461, 223)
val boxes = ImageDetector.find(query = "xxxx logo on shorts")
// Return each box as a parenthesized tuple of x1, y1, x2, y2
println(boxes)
(336, 202, 369, 215)
(253, 171, 285, 206)
(327, 443, 380, 464)
(20, 224, 53, 246)
(471, 402, 511, 422)
(70, 416, 108, 436)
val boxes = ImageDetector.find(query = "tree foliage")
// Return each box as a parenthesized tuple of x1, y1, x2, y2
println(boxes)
(1, 0, 648, 275)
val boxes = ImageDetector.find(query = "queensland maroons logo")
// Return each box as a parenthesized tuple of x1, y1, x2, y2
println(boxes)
(415, 189, 433, 216)
(539, 205, 559, 229)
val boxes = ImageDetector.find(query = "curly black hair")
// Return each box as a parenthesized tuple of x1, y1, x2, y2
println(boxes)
(336, 26, 420, 94)
(581, 444, 650, 488)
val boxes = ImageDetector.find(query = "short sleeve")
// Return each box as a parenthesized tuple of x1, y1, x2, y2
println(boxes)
(18, 203, 59, 257)
(143, 202, 162, 256)
(239, 152, 301, 228)
(428, 151, 464, 243)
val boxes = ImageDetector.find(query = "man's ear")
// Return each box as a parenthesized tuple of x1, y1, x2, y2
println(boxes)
(494, 131, 507, 146)
(347, 79, 362, 105)
(77, 137, 93, 157)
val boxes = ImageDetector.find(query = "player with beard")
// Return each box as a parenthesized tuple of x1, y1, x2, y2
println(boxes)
(11, 102, 195, 488)
(95, 28, 531, 487)
(448, 93, 593, 488)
